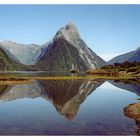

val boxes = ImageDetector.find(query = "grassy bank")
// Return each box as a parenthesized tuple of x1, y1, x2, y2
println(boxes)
(87, 61, 140, 80)
(0, 74, 138, 81)
(1, 61, 140, 83)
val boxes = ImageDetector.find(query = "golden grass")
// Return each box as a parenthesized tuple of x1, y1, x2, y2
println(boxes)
(0, 79, 32, 85)
(0, 74, 133, 81)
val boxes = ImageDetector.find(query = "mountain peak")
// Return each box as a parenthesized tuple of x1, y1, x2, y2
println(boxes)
(54, 22, 80, 42)
(37, 22, 106, 71)
(65, 22, 77, 30)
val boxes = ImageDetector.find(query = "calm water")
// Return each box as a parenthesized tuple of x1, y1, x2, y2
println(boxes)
(0, 74, 140, 135)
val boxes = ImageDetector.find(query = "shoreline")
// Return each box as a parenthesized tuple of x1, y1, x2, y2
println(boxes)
(0, 75, 139, 81)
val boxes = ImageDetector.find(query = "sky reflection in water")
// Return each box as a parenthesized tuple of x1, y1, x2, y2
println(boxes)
(0, 78, 139, 135)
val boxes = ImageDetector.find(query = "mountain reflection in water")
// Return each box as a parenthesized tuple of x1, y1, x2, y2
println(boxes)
(0, 79, 104, 120)
(0, 78, 140, 135)
(109, 80, 140, 96)
(38, 80, 104, 120)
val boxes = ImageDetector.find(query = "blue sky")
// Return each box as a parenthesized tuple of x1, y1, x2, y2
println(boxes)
(0, 5, 140, 60)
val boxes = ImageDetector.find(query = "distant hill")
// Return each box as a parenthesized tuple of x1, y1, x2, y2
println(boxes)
(0, 40, 42, 65)
(0, 46, 35, 71)
(0, 47, 22, 70)
(109, 47, 140, 64)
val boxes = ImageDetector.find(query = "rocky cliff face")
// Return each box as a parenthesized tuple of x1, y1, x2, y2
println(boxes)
(36, 23, 106, 71)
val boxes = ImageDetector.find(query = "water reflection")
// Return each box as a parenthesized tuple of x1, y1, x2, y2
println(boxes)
(136, 121, 140, 135)
(0, 78, 140, 135)
(109, 80, 140, 96)
(1, 71, 86, 77)
(0, 81, 48, 102)
(38, 79, 104, 120)
(124, 102, 140, 135)
(0, 79, 104, 120)
(110, 79, 140, 136)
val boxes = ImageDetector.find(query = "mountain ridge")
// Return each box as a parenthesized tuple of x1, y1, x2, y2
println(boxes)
(108, 47, 140, 64)
(0, 46, 25, 70)
(0, 40, 42, 65)
(0, 22, 106, 71)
